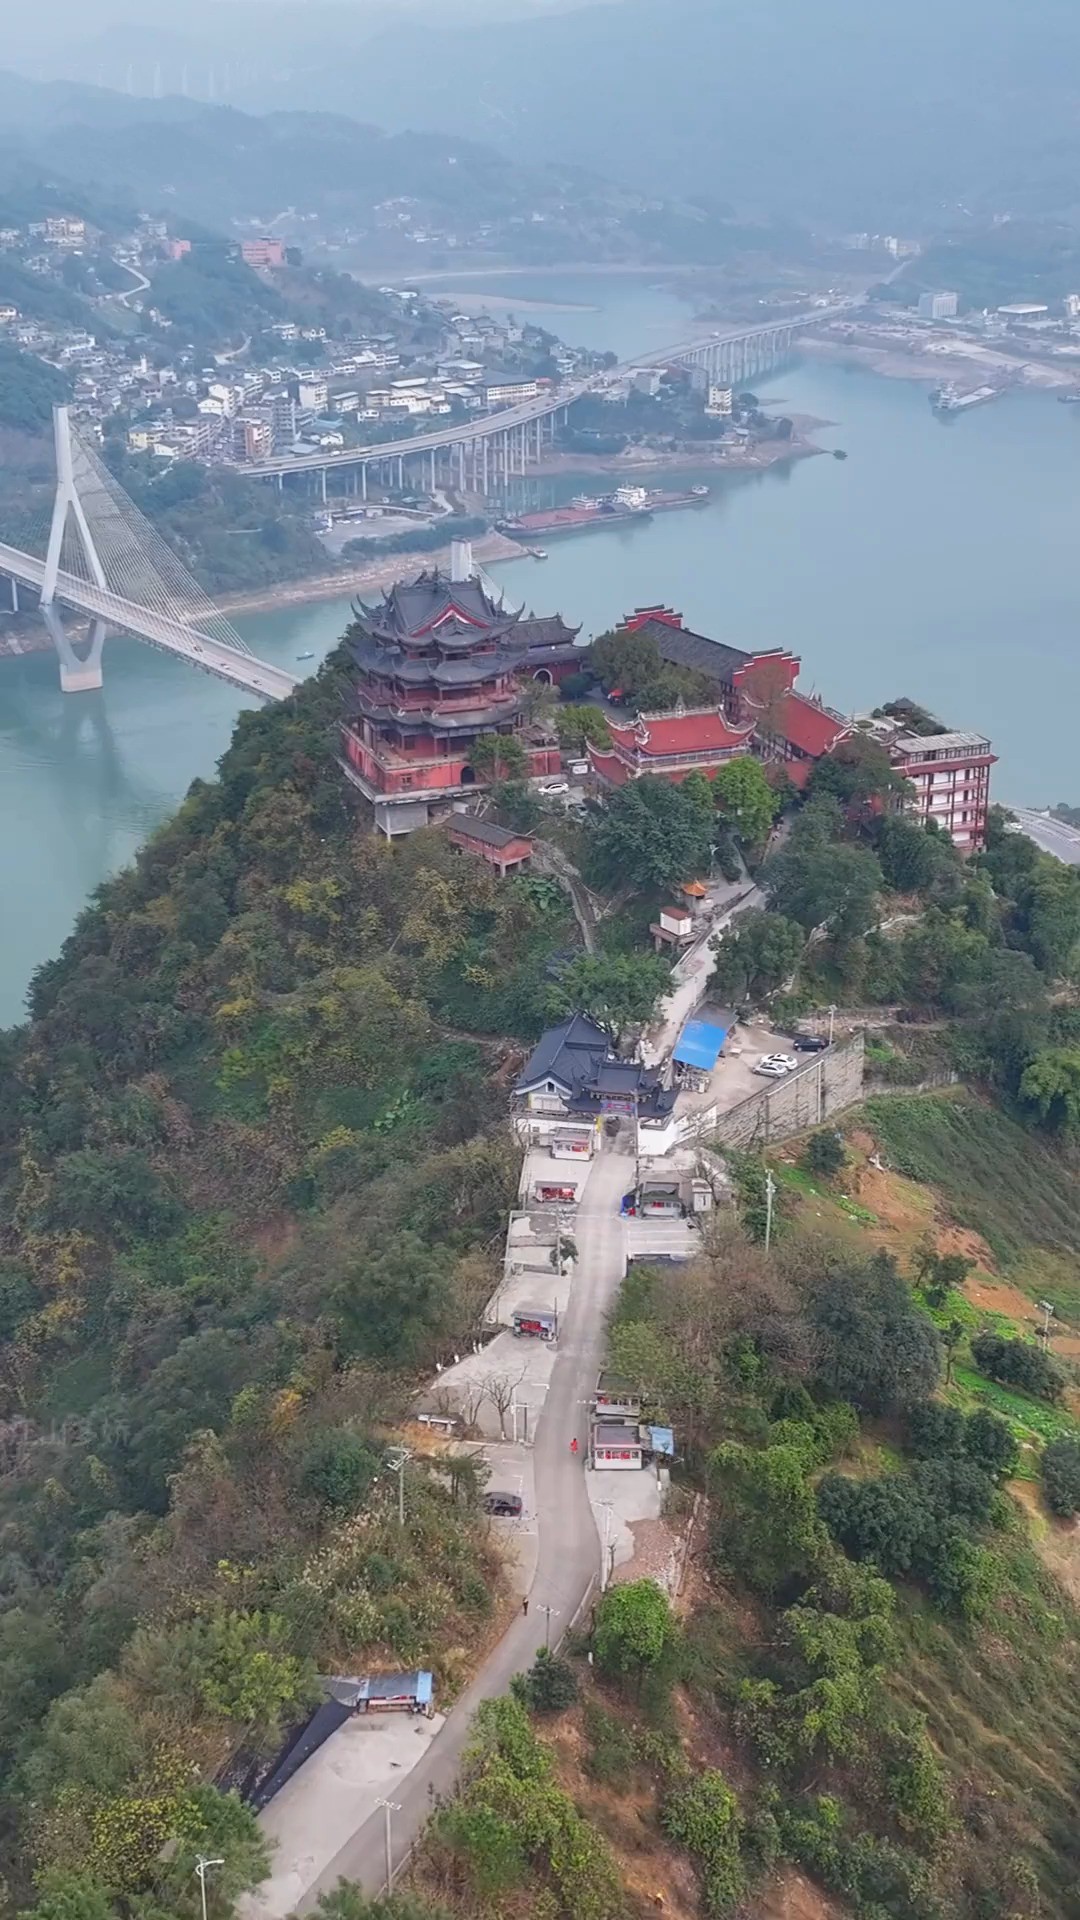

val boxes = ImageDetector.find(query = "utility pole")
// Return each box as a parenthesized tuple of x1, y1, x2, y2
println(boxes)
(386, 1447, 410, 1526)
(375, 1797, 400, 1891)
(1040, 1300, 1055, 1347)
(194, 1857, 224, 1920)
(828, 1003, 837, 1046)
(764, 1169, 776, 1253)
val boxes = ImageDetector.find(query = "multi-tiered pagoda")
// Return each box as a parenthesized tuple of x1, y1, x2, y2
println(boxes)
(340, 567, 580, 835)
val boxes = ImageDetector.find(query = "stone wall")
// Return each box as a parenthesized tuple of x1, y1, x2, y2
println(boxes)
(711, 1033, 866, 1151)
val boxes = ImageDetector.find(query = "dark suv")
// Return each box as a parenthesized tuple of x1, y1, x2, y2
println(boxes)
(483, 1491, 524, 1517)
(793, 1033, 828, 1052)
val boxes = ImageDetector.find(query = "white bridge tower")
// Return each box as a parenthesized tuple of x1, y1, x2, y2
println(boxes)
(41, 406, 107, 692)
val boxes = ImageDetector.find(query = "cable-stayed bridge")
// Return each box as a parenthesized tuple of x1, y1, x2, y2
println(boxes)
(0, 408, 298, 699)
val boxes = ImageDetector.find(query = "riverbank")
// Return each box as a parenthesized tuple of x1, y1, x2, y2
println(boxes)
(804, 331, 1080, 393)
(538, 431, 823, 480)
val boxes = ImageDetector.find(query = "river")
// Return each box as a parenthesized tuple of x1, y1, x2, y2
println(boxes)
(3, 268, 1080, 1024)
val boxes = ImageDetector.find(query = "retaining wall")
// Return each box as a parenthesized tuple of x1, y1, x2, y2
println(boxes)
(711, 1033, 866, 1150)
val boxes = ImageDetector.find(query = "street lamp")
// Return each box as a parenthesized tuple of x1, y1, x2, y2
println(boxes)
(828, 1003, 837, 1046)
(385, 1447, 410, 1526)
(375, 1798, 401, 1891)
(541, 1602, 561, 1651)
(1040, 1301, 1055, 1346)
(194, 1857, 224, 1920)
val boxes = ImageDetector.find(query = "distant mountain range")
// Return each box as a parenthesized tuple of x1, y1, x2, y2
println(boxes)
(0, 70, 762, 266)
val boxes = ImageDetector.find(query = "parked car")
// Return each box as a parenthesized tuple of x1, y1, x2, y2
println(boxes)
(542, 780, 569, 795)
(482, 1491, 524, 1517)
(754, 1059, 790, 1078)
(794, 1033, 828, 1052)
(755, 1052, 798, 1077)
(762, 1051, 798, 1069)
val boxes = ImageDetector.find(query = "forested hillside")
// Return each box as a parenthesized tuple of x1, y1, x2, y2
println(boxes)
(0, 644, 579, 1915)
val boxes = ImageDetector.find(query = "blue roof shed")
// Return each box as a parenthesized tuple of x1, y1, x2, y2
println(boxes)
(673, 1019, 727, 1071)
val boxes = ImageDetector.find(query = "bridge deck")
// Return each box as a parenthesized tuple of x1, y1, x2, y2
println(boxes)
(0, 542, 298, 702)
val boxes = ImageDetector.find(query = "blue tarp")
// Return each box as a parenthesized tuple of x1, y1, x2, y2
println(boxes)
(673, 1019, 727, 1071)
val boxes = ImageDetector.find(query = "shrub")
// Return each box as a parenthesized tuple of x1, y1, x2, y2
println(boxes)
(300, 1429, 380, 1510)
(961, 1407, 1019, 1482)
(593, 1579, 673, 1682)
(802, 1129, 846, 1179)
(663, 1770, 746, 1915)
(1041, 1435, 1080, 1516)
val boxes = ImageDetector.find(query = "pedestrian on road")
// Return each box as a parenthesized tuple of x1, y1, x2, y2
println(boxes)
(522, 1595, 529, 1617)
(570, 1437, 579, 1456)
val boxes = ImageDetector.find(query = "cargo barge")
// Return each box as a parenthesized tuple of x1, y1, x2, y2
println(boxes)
(930, 382, 1002, 414)
(497, 484, 708, 542)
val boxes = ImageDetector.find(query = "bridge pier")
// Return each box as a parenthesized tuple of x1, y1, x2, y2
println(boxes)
(43, 605, 106, 693)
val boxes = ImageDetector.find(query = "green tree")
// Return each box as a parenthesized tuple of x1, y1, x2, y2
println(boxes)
(711, 1442, 828, 1595)
(1019, 1047, 1080, 1131)
(809, 735, 909, 816)
(809, 1254, 941, 1414)
(592, 776, 714, 889)
(470, 734, 528, 782)
(513, 1648, 579, 1714)
(763, 802, 882, 941)
(1042, 1435, 1080, 1516)
(313, 1890, 451, 1920)
(593, 1579, 673, 1681)
(962, 1408, 1019, 1481)
(1018, 863, 1080, 976)
(712, 757, 779, 852)
(875, 814, 958, 894)
(554, 705, 610, 751)
(18, 1872, 113, 1920)
(548, 949, 670, 1041)
(709, 910, 803, 1002)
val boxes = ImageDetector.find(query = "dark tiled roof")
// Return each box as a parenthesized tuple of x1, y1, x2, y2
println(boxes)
(626, 616, 754, 683)
(514, 1013, 612, 1094)
(448, 817, 532, 851)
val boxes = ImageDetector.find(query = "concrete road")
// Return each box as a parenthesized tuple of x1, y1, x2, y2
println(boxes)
(1011, 808, 1080, 866)
(644, 884, 760, 1068)
(297, 1145, 631, 1907)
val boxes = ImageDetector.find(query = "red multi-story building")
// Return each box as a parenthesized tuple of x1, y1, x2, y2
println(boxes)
(241, 237, 287, 270)
(888, 728, 997, 852)
(341, 568, 580, 835)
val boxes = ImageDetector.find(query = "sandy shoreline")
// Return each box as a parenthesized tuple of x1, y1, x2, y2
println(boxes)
(803, 333, 1080, 393)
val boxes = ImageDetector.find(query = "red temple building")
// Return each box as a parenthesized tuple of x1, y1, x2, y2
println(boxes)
(340, 568, 579, 835)
(587, 707, 754, 785)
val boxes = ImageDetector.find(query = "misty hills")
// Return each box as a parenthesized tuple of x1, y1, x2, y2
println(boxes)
(0, 70, 757, 265)
(339, 0, 1080, 229)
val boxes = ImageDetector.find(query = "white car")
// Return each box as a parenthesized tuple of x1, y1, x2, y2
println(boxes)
(754, 1059, 790, 1078)
(541, 780, 569, 796)
(754, 1052, 798, 1077)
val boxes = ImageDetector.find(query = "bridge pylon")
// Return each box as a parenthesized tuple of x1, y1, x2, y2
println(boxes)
(42, 405, 108, 692)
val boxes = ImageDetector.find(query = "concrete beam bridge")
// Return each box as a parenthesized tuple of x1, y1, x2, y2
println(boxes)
(243, 301, 855, 501)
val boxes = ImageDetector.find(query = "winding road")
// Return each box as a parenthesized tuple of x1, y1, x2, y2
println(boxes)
(297, 1146, 631, 1905)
